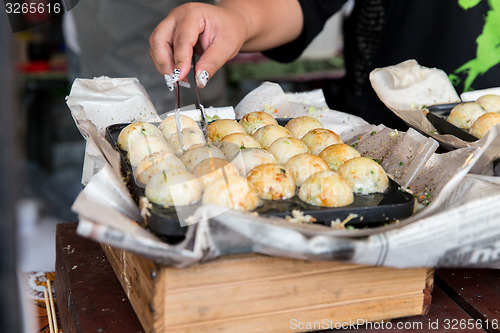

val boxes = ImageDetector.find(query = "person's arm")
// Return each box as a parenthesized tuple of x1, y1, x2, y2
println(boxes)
(263, 0, 347, 63)
(149, 0, 303, 87)
(221, 0, 304, 52)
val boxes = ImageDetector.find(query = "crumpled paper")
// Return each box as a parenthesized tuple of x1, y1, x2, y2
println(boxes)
(67, 76, 161, 135)
(370, 59, 499, 151)
(69, 76, 500, 269)
(67, 77, 162, 184)
(369, 59, 460, 111)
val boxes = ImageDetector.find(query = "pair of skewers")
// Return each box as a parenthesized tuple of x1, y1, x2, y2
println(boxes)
(168, 54, 207, 131)
(43, 279, 59, 333)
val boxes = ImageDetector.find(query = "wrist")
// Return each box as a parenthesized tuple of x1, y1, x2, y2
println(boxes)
(217, 0, 256, 50)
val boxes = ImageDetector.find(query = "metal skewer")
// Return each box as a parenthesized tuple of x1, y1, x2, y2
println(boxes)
(175, 81, 180, 109)
(173, 81, 186, 153)
(192, 54, 208, 136)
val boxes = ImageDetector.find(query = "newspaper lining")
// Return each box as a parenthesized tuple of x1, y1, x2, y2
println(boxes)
(67, 75, 500, 269)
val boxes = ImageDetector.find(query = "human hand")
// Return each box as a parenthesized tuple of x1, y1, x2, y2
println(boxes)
(149, 2, 248, 89)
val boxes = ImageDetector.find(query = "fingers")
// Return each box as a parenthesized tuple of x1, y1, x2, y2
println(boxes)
(149, 17, 176, 76)
(149, 3, 245, 89)
(192, 6, 247, 88)
(149, 5, 201, 82)
(170, 18, 199, 82)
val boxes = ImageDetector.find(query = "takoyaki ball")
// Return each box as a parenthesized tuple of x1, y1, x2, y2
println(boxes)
(447, 102, 486, 129)
(180, 144, 226, 172)
(469, 112, 500, 138)
(218, 133, 261, 159)
(476, 94, 500, 113)
(167, 127, 206, 156)
(319, 143, 361, 171)
(239, 111, 278, 135)
(159, 114, 199, 140)
(135, 151, 186, 187)
(246, 164, 296, 200)
(284, 116, 324, 139)
(118, 122, 163, 151)
(284, 153, 329, 187)
(266, 137, 310, 165)
(301, 128, 343, 155)
(191, 157, 239, 189)
(202, 175, 260, 211)
(230, 148, 277, 176)
(252, 125, 292, 149)
(337, 157, 389, 195)
(128, 135, 172, 167)
(298, 171, 354, 207)
(207, 119, 246, 143)
(145, 168, 202, 207)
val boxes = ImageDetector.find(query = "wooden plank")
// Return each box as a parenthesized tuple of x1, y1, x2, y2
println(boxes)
(54, 223, 144, 333)
(334, 286, 485, 333)
(101, 244, 158, 333)
(149, 252, 432, 331)
(422, 268, 434, 316)
(159, 266, 429, 326)
(161, 253, 364, 289)
(156, 293, 426, 333)
(436, 268, 500, 333)
(101, 237, 432, 332)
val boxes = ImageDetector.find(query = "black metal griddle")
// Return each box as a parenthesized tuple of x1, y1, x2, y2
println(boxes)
(106, 123, 415, 238)
(425, 104, 499, 176)
(425, 103, 479, 142)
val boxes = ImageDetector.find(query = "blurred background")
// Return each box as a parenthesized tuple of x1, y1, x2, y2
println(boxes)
(1, 1, 345, 331)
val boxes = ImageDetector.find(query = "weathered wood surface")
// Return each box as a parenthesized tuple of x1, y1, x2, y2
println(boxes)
(54, 223, 144, 333)
(435, 268, 500, 333)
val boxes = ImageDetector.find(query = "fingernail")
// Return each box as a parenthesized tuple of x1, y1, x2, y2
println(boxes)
(196, 70, 209, 88)
(172, 68, 181, 82)
(164, 74, 174, 91)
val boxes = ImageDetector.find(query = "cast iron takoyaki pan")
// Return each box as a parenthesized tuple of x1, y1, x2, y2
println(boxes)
(106, 123, 415, 239)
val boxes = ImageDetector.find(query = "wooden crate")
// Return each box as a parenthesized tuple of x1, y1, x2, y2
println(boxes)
(101, 244, 433, 333)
